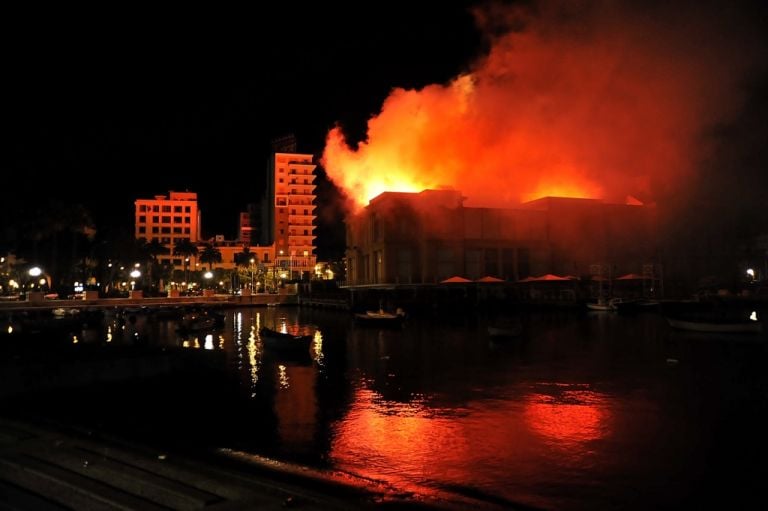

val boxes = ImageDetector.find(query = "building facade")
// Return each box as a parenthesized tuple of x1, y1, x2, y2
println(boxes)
(134, 191, 202, 269)
(266, 152, 317, 279)
(238, 203, 264, 246)
(345, 190, 658, 286)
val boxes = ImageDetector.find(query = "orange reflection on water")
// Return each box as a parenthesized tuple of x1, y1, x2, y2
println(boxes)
(274, 365, 317, 447)
(330, 384, 613, 507)
(330, 388, 476, 498)
(524, 389, 610, 447)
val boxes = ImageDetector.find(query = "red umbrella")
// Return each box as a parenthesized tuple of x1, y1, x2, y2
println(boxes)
(476, 276, 504, 283)
(616, 273, 648, 280)
(440, 276, 472, 283)
(518, 274, 571, 282)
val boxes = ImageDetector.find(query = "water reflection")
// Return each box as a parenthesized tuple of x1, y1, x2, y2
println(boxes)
(523, 386, 610, 447)
(5, 305, 765, 510)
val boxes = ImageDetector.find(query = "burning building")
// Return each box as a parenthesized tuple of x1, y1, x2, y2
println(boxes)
(345, 190, 657, 286)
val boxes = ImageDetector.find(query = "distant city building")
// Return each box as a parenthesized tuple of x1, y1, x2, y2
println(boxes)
(199, 238, 274, 272)
(134, 191, 201, 269)
(265, 151, 317, 279)
(239, 212, 252, 245)
(345, 190, 658, 286)
(135, 142, 319, 283)
(238, 203, 262, 246)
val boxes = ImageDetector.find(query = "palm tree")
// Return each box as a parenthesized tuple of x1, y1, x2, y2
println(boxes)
(199, 243, 222, 271)
(173, 239, 199, 285)
(17, 201, 96, 291)
(233, 246, 252, 291)
(142, 238, 169, 294)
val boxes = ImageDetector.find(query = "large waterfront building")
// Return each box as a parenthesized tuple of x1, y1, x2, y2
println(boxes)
(345, 190, 658, 286)
(265, 152, 317, 279)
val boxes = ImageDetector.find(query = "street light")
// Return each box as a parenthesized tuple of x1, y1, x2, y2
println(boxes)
(250, 258, 255, 290)
(204, 271, 213, 289)
(27, 266, 45, 294)
(129, 269, 141, 290)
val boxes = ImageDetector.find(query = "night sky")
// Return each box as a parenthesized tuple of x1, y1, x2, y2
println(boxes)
(5, 1, 768, 260)
(5, 2, 481, 256)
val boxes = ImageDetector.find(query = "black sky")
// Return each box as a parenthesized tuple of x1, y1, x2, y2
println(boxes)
(5, 3, 482, 253)
(5, 1, 768, 261)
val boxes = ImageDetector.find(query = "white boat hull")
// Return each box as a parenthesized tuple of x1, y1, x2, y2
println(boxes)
(667, 317, 763, 334)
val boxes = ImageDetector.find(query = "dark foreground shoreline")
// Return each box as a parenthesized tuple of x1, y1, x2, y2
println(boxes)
(1, 343, 515, 510)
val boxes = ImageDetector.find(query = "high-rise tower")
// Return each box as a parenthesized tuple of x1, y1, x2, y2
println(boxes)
(266, 151, 317, 279)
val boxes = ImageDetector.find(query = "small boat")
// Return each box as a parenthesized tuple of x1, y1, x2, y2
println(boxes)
(259, 327, 313, 355)
(177, 311, 223, 334)
(614, 299, 660, 313)
(586, 298, 617, 312)
(666, 317, 763, 334)
(488, 318, 523, 338)
(354, 308, 406, 327)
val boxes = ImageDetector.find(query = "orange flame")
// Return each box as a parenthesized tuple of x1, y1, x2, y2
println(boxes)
(322, 1, 754, 210)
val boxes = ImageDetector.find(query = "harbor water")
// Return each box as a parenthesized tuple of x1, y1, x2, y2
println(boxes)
(4, 306, 766, 510)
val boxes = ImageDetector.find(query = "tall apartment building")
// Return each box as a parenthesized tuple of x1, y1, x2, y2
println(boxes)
(265, 152, 317, 279)
(134, 191, 201, 269)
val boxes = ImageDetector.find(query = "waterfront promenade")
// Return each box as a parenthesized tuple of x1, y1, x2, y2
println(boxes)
(0, 293, 297, 312)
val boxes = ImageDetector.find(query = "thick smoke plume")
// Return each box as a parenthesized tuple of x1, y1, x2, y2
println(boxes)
(323, 0, 764, 211)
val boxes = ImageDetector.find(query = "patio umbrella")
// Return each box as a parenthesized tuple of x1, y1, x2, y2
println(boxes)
(440, 276, 472, 283)
(616, 273, 648, 280)
(476, 276, 504, 283)
(518, 274, 571, 282)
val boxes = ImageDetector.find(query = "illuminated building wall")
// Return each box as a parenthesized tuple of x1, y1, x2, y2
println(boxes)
(204, 243, 274, 271)
(266, 152, 317, 279)
(134, 191, 201, 269)
(345, 190, 657, 286)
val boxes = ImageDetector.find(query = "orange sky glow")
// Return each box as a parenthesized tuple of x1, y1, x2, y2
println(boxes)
(322, 1, 753, 211)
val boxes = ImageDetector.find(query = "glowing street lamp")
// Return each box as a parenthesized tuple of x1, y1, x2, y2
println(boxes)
(27, 266, 46, 293)
(204, 271, 213, 289)
(249, 257, 255, 290)
(129, 269, 141, 290)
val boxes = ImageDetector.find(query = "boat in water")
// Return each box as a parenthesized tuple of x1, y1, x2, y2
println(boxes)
(259, 327, 313, 357)
(586, 297, 618, 312)
(666, 315, 763, 334)
(487, 317, 523, 338)
(354, 308, 406, 327)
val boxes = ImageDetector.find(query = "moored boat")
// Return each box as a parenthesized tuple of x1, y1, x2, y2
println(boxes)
(586, 298, 617, 312)
(259, 327, 313, 356)
(487, 318, 523, 338)
(354, 309, 406, 327)
(666, 316, 763, 334)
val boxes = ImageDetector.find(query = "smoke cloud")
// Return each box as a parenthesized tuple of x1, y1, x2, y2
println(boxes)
(322, 0, 765, 212)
